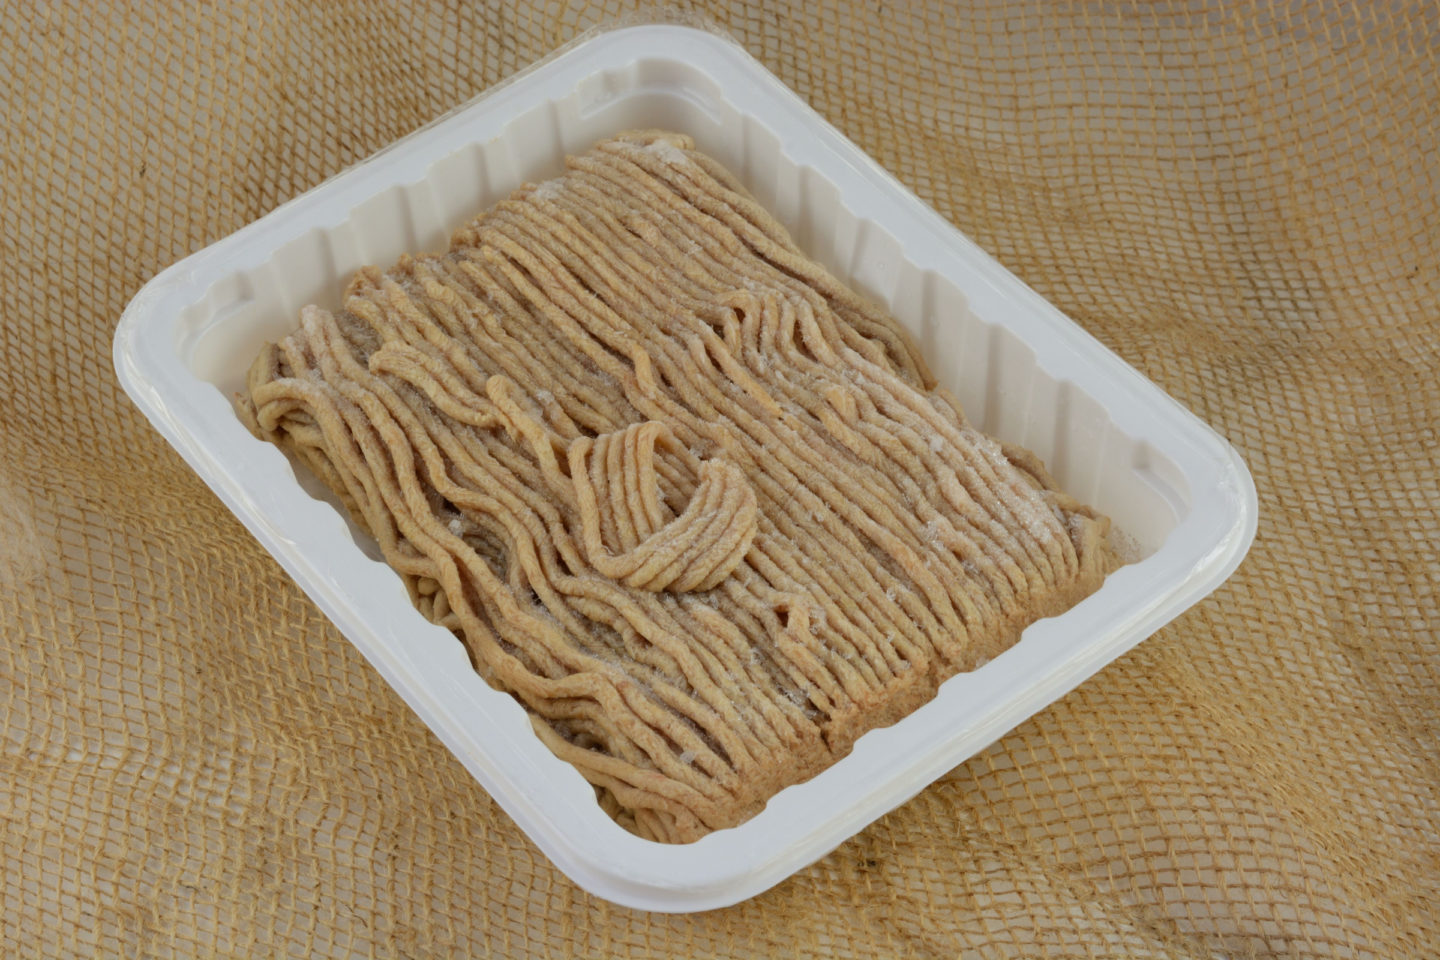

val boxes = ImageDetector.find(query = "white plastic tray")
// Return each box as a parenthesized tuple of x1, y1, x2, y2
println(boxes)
(114, 23, 1257, 912)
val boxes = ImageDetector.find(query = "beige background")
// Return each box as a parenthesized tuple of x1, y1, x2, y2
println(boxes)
(2, 2, 1436, 957)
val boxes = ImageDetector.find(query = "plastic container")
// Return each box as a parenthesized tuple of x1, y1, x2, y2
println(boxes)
(114, 23, 1257, 912)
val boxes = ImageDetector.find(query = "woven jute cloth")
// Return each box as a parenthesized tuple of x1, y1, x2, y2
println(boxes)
(3, 3, 1436, 957)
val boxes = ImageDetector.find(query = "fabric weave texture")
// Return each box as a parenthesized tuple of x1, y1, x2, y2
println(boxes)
(1, 2, 1436, 957)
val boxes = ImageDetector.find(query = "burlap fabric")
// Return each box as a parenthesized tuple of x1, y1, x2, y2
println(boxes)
(3, 2, 1435, 956)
